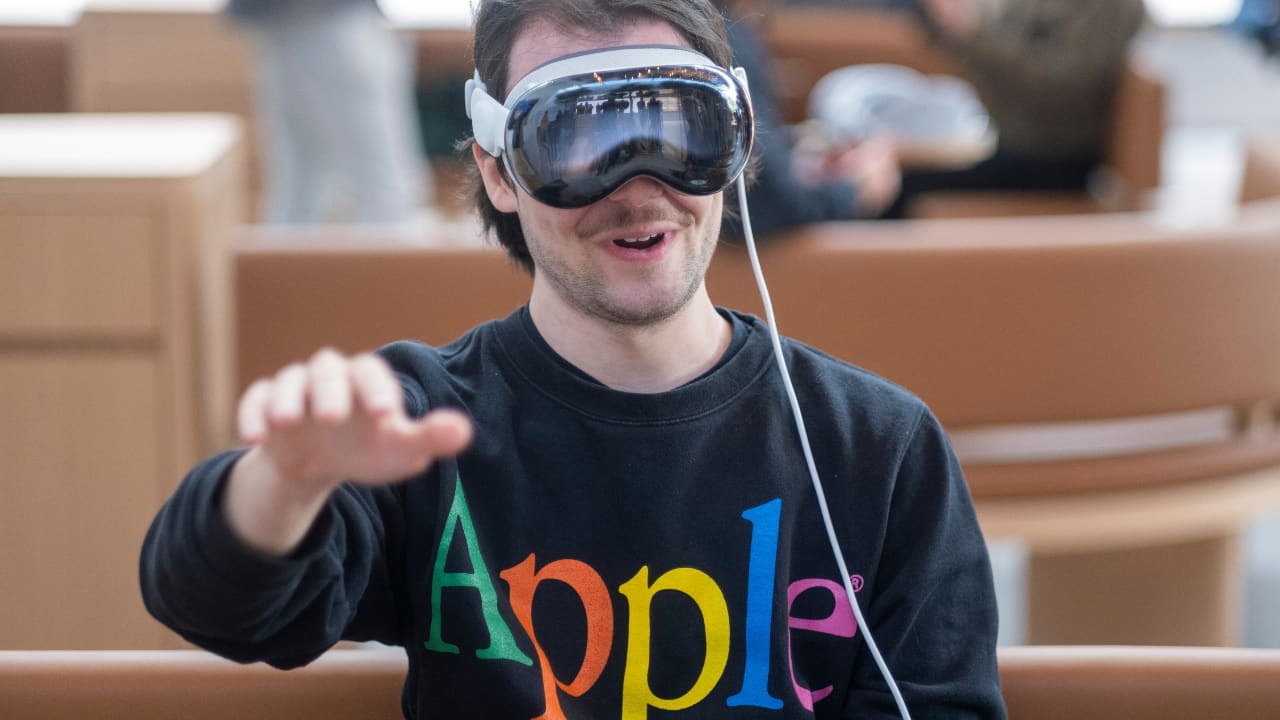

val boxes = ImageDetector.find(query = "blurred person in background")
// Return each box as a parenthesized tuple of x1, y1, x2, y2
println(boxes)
(225, 0, 431, 225)
(715, 0, 903, 238)
(885, 0, 1146, 216)
(1232, 0, 1280, 57)
(780, 0, 914, 7)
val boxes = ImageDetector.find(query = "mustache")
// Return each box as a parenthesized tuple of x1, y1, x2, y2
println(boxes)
(575, 203, 695, 239)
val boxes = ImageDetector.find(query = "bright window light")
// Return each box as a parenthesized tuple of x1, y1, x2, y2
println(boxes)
(1144, 0, 1244, 26)
(379, 0, 474, 28)
(0, 0, 85, 25)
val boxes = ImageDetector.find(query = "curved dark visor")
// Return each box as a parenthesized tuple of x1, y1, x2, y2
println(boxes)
(503, 66, 753, 208)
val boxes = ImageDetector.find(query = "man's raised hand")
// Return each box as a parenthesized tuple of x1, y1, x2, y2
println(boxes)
(225, 349, 473, 555)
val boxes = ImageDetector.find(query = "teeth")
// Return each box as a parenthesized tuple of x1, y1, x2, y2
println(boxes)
(613, 232, 665, 251)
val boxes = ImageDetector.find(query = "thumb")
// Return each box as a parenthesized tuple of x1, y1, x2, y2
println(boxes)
(403, 407, 475, 459)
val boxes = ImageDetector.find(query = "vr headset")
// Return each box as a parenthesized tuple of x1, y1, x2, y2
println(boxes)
(466, 45, 754, 208)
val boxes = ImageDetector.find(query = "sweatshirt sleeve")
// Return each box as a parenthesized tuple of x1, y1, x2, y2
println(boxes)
(733, 130, 861, 238)
(843, 409, 1007, 719)
(138, 450, 404, 668)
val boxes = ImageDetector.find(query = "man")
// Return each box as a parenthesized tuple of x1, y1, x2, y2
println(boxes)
(1233, 0, 1280, 57)
(885, 0, 1146, 216)
(712, 0, 902, 237)
(141, 1, 1005, 717)
(224, 0, 429, 224)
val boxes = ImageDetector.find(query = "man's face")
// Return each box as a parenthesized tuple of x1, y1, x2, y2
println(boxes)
(474, 19, 724, 327)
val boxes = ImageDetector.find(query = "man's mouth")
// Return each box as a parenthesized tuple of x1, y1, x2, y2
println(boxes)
(613, 232, 665, 250)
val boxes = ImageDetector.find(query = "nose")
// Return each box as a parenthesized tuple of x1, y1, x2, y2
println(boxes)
(606, 174, 669, 203)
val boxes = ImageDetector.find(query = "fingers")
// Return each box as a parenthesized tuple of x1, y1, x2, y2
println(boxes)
(238, 379, 273, 444)
(234, 350, 472, 482)
(923, 0, 983, 37)
(237, 349, 401, 445)
(234, 350, 470, 489)
(349, 353, 403, 416)
(236, 360, 312, 445)
(828, 139, 901, 217)
(268, 362, 309, 425)
(308, 348, 353, 424)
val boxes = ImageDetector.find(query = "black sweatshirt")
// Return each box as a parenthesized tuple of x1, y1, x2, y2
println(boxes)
(141, 308, 1005, 719)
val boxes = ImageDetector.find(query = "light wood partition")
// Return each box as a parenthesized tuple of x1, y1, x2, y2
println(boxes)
(71, 1, 252, 115)
(234, 221, 523, 391)
(70, 1, 257, 204)
(0, 113, 244, 649)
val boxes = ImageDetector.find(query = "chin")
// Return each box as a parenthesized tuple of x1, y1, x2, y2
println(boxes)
(593, 286, 700, 327)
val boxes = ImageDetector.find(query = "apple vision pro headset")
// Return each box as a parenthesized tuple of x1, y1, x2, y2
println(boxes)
(467, 45, 913, 719)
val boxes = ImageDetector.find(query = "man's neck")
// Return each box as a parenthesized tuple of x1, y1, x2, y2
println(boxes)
(529, 287, 733, 394)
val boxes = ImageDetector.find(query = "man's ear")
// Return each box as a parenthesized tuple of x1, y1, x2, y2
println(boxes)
(472, 144, 518, 213)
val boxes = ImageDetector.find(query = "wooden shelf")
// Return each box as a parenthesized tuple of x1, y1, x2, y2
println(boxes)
(0, 113, 244, 649)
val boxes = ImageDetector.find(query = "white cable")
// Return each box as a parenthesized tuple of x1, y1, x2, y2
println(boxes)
(735, 177, 912, 720)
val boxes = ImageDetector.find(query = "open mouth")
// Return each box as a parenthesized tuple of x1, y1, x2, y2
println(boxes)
(613, 232, 665, 250)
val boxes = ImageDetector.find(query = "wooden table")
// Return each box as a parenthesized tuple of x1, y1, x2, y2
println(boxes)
(0, 113, 244, 649)
(0, 2, 81, 112)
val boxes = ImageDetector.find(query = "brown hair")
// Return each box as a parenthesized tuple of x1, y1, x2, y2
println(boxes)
(465, 0, 734, 274)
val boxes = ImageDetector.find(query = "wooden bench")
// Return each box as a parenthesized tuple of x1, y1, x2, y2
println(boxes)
(3, 646, 1279, 719)
(234, 220, 528, 394)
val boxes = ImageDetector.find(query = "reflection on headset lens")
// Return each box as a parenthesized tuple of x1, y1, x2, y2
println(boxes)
(506, 68, 752, 208)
